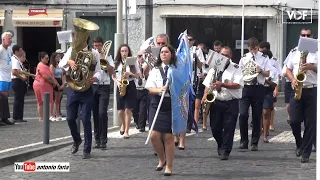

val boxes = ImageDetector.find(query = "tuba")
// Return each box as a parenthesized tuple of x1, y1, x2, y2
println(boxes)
(140, 37, 158, 68)
(203, 67, 218, 115)
(119, 56, 129, 96)
(294, 51, 308, 100)
(100, 40, 112, 70)
(67, 18, 99, 92)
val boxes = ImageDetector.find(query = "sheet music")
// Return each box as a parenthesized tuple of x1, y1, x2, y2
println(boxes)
(298, 37, 318, 53)
(57, 30, 73, 44)
(125, 57, 137, 66)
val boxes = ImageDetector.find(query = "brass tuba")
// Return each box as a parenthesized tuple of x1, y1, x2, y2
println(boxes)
(203, 67, 218, 115)
(119, 56, 129, 96)
(294, 51, 308, 100)
(100, 40, 112, 70)
(67, 18, 99, 92)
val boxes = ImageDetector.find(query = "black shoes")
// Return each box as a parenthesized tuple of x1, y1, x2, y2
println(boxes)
(301, 157, 309, 163)
(120, 131, 124, 135)
(0, 121, 6, 126)
(251, 145, 258, 151)
(221, 154, 229, 160)
(82, 152, 90, 159)
(93, 143, 100, 149)
(239, 143, 248, 149)
(14, 119, 27, 123)
(100, 144, 107, 150)
(139, 128, 145, 132)
(296, 148, 302, 157)
(71, 140, 82, 154)
(2, 119, 14, 125)
(155, 162, 166, 171)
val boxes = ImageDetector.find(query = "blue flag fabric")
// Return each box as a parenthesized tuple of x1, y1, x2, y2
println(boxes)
(168, 30, 198, 135)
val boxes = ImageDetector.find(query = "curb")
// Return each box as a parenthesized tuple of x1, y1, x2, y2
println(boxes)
(0, 141, 73, 169)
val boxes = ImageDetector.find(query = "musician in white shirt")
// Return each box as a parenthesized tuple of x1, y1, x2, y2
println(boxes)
(285, 28, 317, 163)
(111, 44, 141, 139)
(132, 52, 149, 132)
(11, 45, 28, 123)
(202, 46, 243, 160)
(238, 37, 272, 151)
(92, 36, 115, 149)
(58, 35, 102, 159)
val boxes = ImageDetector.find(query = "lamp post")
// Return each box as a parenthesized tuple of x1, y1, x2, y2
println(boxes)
(241, 0, 245, 57)
(113, 0, 125, 126)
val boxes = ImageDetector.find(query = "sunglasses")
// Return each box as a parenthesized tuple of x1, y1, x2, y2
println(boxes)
(301, 34, 311, 37)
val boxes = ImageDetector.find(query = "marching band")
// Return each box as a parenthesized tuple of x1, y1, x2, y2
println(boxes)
(0, 16, 317, 176)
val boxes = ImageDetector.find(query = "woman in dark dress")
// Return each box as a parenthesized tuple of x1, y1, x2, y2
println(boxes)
(145, 45, 177, 176)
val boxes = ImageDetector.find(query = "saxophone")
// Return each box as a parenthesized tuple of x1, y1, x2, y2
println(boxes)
(203, 67, 218, 115)
(67, 18, 99, 92)
(100, 40, 112, 70)
(294, 51, 308, 100)
(119, 56, 129, 97)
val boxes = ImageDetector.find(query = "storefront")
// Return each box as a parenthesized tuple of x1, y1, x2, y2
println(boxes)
(12, 8, 63, 74)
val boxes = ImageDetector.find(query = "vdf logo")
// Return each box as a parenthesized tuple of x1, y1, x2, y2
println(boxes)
(282, 8, 313, 24)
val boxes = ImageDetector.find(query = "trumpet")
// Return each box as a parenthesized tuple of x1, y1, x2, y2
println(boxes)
(19, 70, 36, 78)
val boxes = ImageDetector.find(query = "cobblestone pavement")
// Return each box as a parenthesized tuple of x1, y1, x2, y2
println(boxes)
(0, 94, 115, 156)
(0, 95, 316, 180)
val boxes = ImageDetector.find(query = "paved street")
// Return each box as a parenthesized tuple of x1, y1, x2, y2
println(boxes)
(0, 94, 316, 179)
(0, 91, 115, 156)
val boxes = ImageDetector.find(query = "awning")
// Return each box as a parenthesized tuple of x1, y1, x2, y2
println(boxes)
(0, 10, 5, 26)
(12, 9, 63, 27)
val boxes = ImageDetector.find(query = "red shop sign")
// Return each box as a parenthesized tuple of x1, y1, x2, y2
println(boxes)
(28, 9, 47, 16)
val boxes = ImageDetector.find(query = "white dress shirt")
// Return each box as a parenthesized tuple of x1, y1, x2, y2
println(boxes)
(285, 47, 318, 86)
(94, 55, 115, 85)
(203, 61, 244, 101)
(270, 57, 281, 76)
(239, 51, 272, 85)
(58, 46, 102, 82)
(0, 44, 12, 82)
(145, 63, 170, 97)
(134, 62, 147, 89)
(190, 46, 206, 84)
(265, 66, 279, 87)
(115, 59, 140, 82)
(11, 55, 23, 79)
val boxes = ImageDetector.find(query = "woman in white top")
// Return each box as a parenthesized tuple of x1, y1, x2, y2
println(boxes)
(112, 44, 141, 139)
(145, 45, 177, 176)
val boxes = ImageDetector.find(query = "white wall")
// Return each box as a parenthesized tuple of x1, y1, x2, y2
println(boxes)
(154, 0, 318, 9)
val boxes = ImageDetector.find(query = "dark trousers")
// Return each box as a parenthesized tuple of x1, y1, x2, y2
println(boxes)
(289, 87, 316, 158)
(239, 85, 265, 146)
(210, 99, 239, 155)
(92, 84, 110, 145)
(187, 97, 195, 131)
(0, 93, 10, 119)
(12, 79, 27, 120)
(66, 87, 93, 153)
(133, 89, 148, 129)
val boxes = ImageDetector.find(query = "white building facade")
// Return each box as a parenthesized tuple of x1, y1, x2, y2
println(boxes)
(0, 0, 151, 73)
(152, 0, 318, 67)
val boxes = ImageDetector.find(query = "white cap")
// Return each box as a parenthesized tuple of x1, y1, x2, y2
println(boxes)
(55, 49, 64, 53)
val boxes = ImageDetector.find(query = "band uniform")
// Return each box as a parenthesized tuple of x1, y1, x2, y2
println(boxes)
(202, 60, 243, 160)
(285, 47, 317, 162)
(115, 58, 140, 111)
(145, 63, 172, 133)
(238, 51, 272, 150)
(59, 46, 102, 158)
(11, 46, 28, 122)
(133, 58, 149, 132)
(92, 54, 115, 149)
